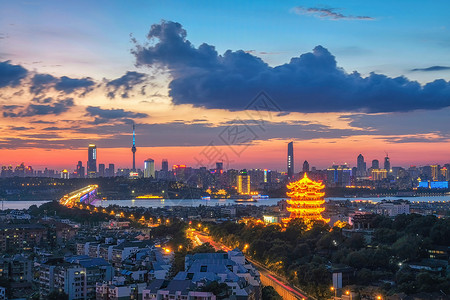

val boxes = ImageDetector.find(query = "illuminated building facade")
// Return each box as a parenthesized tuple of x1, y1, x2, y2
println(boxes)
(237, 170, 251, 195)
(87, 144, 97, 178)
(173, 165, 189, 182)
(441, 166, 449, 181)
(327, 165, 351, 187)
(60, 169, 69, 179)
(144, 158, 155, 178)
(284, 173, 329, 224)
(431, 165, 439, 181)
(287, 141, 294, 179)
(371, 169, 387, 181)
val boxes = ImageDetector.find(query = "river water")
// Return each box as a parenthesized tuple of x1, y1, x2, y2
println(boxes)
(2, 195, 449, 210)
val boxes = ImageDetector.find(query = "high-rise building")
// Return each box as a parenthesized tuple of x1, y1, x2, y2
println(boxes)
(372, 169, 388, 181)
(431, 165, 440, 181)
(144, 159, 155, 178)
(98, 163, 105, 177)
(108, 164, 115, 177)
(237, 170, 251, 195)
(87, 144, 97, 178)
(356, 154, 366, 177)
(287, 141, 294, 179)
(302, 160, 310, 173)
(131, 124, 137, 172)
(264, 169, 270, 183)
(384, 155, 390, 172)
(326, 165, 352, 187)
(161, 159, 168, 172)
(76, 161, 85, 178)
(216, 162, 224, 172)
(441, 166, 449, 181)
(372, 159, 379, 170)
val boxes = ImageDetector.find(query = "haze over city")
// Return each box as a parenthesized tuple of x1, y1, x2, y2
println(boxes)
(1, 0, 450, 170)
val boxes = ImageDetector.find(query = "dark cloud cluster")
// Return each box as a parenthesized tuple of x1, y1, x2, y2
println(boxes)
(133, 21, 450, 114)
(106, 71, 147, 99)
(2, 98, 74, 118)
(0, 61, 28, 88)
(291, 6, 374, 20)
(85, 106, 149, 124)
(30, 73, 94, 95)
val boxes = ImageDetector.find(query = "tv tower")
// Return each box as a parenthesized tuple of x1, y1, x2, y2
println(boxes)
(131, 124, 136, 172)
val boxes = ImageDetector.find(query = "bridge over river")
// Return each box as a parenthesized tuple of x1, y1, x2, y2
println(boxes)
(59, 185, 98, 207)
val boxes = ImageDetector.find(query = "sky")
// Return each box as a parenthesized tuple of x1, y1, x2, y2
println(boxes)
(1, 0, 450, 171)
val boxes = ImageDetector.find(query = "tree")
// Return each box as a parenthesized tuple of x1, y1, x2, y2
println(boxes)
(262, 286, 282, 300)
(201, 281, 231, 299)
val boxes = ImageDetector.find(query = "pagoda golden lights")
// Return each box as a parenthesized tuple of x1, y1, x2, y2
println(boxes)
(283, 173, 330, 225)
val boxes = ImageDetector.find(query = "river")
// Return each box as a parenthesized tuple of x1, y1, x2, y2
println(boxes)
(2, 195, 449, 210)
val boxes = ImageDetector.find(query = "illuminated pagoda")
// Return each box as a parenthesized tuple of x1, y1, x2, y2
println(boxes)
(283, 173, 330, 225)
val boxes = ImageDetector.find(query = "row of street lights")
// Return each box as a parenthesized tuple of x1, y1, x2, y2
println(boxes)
(330, 287, 382, 300)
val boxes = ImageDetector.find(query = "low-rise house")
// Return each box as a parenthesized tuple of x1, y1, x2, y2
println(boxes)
(96, 277, 146, 300)
(39, 256, 114, 300)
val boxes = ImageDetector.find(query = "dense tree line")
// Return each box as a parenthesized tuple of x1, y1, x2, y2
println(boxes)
(206, 215, 450, 298)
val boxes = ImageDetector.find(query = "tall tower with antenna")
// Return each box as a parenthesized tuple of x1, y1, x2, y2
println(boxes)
(131, 124, 137, 172)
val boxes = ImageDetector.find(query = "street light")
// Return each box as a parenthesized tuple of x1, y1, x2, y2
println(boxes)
(330, 287, 336, 299)
(377, 296, 382, 300)
(345, 290, 352, 300)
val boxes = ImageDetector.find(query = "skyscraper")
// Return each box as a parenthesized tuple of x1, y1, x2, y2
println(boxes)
(384, 155, 390, 172)
(357, 154, 366, 177)
(76, 161, 85, 178)
(98, 164, 105, 177)
(87, 144, 97, 178)
(108, 164, 115, 177)
(287, 141, 294, 179)
(216, 162, 224, 173)
(131, 124, 137, 172)
(302, 160, 310, 173)
(237, 170, 251, 195)
(372, 159, 379, 170)
(144, 159, 155, 178)
(161, 159, 168, 172)
(431, 165, 440, 181)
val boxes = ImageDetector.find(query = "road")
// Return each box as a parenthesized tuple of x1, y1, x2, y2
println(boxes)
(191, 230, 311, 300)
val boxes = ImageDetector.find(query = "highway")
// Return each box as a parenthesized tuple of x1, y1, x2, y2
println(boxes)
(190, 230, 311, 300)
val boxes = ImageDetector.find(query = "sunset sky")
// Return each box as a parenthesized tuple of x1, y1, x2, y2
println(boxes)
(1, 0, 450, 171)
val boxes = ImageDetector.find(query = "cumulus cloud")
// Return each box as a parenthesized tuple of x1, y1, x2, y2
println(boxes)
(54, 76, 95, 94)
(132, 21, 450, 113)
(27, 71, 94, 96)
(291, 6, 374, 20)
(411, 66, 450, 72)
(0, 60, 28, 88)
(2, 98, 74, 117)
(105, 71, 147, 99)
(29, 73, 58, 94)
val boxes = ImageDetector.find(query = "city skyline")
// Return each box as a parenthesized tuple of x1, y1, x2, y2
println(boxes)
(1, 1, 450, 170)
